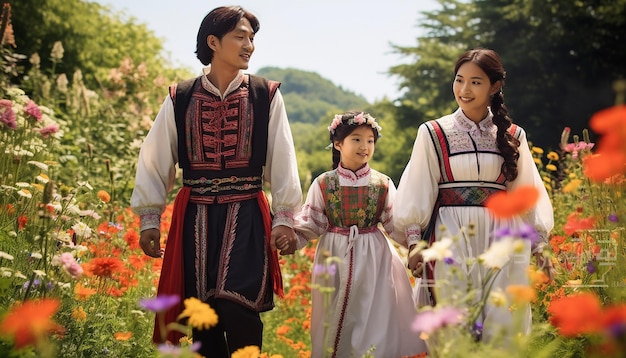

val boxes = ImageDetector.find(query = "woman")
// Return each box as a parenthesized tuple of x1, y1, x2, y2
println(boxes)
(394, 48, 554, 342)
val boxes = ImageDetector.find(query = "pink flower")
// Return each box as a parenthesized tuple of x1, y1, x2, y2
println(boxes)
(412, 306, 465, 335)
(354, 112, 365, 124)
(38, 123, 60, 138)
(24, 100, 42, 121)
(0, 99, 16, 129)
(563, 141, 595, 159)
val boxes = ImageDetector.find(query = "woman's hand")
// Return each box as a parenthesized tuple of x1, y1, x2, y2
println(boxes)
(408, 244, 425, 278)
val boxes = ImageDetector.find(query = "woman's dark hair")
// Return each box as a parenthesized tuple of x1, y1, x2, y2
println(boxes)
(454, 48, 520, 181)
(329, 111, 381, 169)
(195, 6, 260, 65)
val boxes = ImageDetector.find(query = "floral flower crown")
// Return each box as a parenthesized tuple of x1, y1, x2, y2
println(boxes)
(327, 112, 382, 137)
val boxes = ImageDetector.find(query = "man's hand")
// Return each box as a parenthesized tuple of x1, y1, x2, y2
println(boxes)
(270, 225, 297, 255)
(139, 229, 163, 258)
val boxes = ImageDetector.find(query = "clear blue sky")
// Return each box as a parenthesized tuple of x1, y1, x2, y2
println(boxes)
(93, 0, 440, 102)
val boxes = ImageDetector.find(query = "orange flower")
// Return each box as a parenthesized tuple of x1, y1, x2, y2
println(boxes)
(583, 153, 626, 183)
(276, 325, 291, 336)
(0, 298, 65, 349)
(71, 306, 87, 321)
(547, 292, 604, 337)
(97, 190, 111, 203)
(114, 331, 133, 341)
(485, 185, 539, 218)
(506, 284, 537, 305)
(584, 105, 626, 182)
(87, 257, 125, 278)
(74, 284, 97, 300)
(563, 212, 596, 236)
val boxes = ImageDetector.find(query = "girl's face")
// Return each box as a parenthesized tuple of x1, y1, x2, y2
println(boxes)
(452, 61, 500, 123)
(334, 125, 375, 171)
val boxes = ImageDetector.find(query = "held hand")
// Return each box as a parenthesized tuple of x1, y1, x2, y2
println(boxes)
(139, 229, 163, 258)
(408, 244, 425, 278)
(534, 251, 556, 282)
(271, 225, 297, 255)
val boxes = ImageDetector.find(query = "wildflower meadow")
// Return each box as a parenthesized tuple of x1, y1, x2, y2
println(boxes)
(2, 3, 626, 358)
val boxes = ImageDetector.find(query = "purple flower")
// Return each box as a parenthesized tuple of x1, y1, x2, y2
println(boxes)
(516, 223, 540, 247)
(158, 341, 201, 354)
(313, 263, 337, 276)
(411, 306, 464, 335)
(608, 213, 619, 223)
(493, 227, 512, 239)
(471, 321, 483, 342)
(444, 257, 456, 265)
(587, 260, 597, 274)
(139, 294, 180, 312)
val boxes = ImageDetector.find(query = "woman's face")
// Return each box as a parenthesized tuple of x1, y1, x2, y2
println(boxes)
(452, 61, 500, 122)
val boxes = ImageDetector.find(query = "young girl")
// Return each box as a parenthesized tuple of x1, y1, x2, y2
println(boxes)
(394, 48, 554, 342)
(293, 112, 427, 358)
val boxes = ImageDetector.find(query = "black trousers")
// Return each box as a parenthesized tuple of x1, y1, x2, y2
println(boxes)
(193, 298, 263, 358)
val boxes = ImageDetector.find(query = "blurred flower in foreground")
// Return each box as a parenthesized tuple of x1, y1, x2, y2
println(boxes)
(485, 185, 539, 219)
(231, 345, 260, 358)
(0, 298, 65, 349)
(411, 306, 464, 338)
(177, 297, 218, 330)
(547, 292, 603, 337)
(583, 105, 626, 182)
(139, 294, 180, 313)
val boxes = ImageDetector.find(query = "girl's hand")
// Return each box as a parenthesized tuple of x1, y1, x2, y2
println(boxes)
(534, 251, 556, 281)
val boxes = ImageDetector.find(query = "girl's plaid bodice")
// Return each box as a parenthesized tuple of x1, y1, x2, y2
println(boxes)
(319, 170, 389, 229)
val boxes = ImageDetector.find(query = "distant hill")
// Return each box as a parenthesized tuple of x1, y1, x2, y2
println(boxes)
(255, 67, 370, 124)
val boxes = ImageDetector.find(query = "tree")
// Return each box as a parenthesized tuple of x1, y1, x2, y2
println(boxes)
(388, 0, 626, 150)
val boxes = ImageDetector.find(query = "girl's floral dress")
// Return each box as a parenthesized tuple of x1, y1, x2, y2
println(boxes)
(294, 163, 427, 358)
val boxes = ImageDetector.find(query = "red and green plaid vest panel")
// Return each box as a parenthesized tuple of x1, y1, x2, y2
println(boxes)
(318, 170, 389, 229)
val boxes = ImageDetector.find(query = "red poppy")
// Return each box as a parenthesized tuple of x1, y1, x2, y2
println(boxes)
(563, 212, 596, 236)
(547, 292, 604, 337)
(87, 257, 125, 278)
(485, 185, 539, 218)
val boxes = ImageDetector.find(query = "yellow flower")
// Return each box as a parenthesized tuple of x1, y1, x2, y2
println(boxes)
(547, 151, 559, 161)
(177, 297, 218, 330)
(545, 164, 558, 171)
(489, 289, 508, 307)
(568, 173, 577, 179)
(562, 179, 582, 193)
(231, 345, 260, 358)
(31, 183, 44, 191)
(71, 306, 87, 321)
(533, 158, 542, 165)
(531, 146, 544, 154)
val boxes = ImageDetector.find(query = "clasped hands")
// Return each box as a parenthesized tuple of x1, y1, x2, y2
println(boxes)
(407, 244, 425, 278)
(270, 225, 298, 255)
(407, 243, 556, 281)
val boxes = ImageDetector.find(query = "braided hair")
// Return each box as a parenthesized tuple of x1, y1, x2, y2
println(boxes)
(454, 49, 520, 181)
(327, 111, 381, 169)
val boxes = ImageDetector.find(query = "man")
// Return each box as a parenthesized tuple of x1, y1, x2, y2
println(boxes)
(130, 6, 302, 357)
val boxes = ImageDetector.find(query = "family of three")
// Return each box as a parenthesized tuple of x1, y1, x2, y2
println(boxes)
(130, 5, 554, 358)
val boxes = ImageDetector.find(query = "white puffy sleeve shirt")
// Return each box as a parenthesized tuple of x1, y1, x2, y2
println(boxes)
(130, 70, 302, 231)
